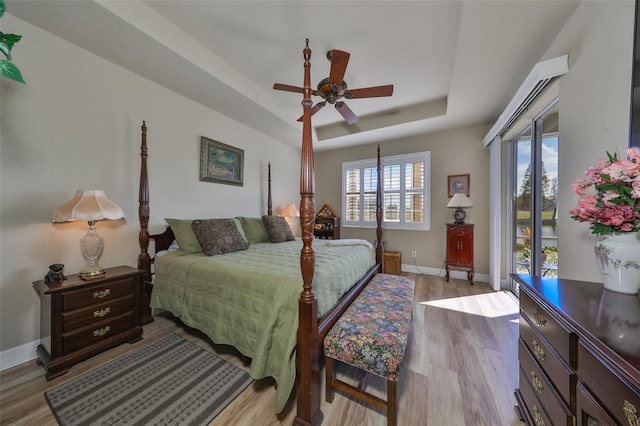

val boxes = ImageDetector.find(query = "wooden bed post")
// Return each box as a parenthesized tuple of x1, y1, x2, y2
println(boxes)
(294, 39, 323, 426)
(137, 121, 153, 325)
(376, 144, 383, 265)
(267, 162, 273, 216)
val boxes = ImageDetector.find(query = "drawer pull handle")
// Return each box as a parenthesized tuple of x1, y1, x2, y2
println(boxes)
(93, 326, 110, 337)
(624, 400, 639, 426)
(93, 307, 111, 318)
(532, 404, 545, 426)
(533, 311, 546, 328)
(93, 289, 111, 299)
(532, 339, 546, 362)
(530, 370, 544, 395)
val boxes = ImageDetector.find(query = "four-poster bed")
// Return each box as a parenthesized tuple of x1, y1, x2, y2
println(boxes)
(136, 40, 384, 426)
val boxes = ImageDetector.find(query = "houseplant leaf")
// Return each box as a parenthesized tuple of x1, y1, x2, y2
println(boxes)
(0, 59, 25, 83)
(0, 32, 22, 59)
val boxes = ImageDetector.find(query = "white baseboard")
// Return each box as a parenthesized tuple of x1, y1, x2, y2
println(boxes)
(0, 340, 38, 372)
(402, 263, 489, 283)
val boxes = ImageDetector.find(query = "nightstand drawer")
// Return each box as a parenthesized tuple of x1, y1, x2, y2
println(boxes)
(62, 296, 134, 332)
(62, 313, 134, 355)
(519, 313, 573, 405)
(62, 278, 134, 311)
(519, 339, 573, 425)
(578, 342, 640, 425)
(520, 292, 573, 366)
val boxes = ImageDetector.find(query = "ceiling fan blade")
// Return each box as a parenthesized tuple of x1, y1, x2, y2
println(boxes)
(328, 49, 350, 84)
(297, 101, 327, 122)
(273, 83, 305, 93)
(335, 101, 358, 125)
(347, 85, 394, 99)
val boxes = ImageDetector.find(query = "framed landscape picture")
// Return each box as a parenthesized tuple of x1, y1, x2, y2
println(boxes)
(199, 137, 244, 186)
(448, 174, 470, 197)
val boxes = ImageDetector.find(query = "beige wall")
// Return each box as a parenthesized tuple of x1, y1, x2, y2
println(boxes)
(540, 0, 634, 282)
(317, 0, 637, 287)
(1, 0, 636, 362)
(315, 124, 491, 275)
(0, 16, 300, 358)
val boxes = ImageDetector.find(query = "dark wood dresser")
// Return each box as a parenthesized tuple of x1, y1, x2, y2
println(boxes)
(512, 274, 640, 426)
(34, 265, 144, 380)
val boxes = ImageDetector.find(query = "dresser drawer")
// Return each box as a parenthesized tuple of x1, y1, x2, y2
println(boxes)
(519, 339, 573, 425)
(519, 313, 574, 406)
(578, 342, 640, 425)
(62, 313, 134, 355)
(62, 278, 134, 311)
(519, 367, 554, 426)
(576, 381, 617, 426)
(520, 292, 574, 366)
(62, 296, 134, 332)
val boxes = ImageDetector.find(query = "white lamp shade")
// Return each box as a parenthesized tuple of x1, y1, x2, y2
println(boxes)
(447, 193, 473, 208)
(280, 204, 300, 217)
(52, 190, 125, 223)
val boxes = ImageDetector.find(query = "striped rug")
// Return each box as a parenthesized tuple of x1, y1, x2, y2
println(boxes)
(45, 333, 253, 426)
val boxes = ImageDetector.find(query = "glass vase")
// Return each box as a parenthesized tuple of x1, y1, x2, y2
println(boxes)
(594, 232, 640, 294)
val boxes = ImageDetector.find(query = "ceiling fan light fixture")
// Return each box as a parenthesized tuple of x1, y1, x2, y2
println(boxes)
(274, 44, 393, 125)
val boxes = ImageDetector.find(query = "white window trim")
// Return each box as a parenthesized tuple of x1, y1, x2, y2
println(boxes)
(342, 151, 431, 231)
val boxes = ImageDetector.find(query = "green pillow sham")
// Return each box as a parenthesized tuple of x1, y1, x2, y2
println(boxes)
(237, 216, 270, 244)
(164, 218, 202, 253)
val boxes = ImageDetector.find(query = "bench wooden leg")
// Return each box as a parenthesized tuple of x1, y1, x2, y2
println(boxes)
(326, 356, 335, 402)
(387, 379, 396, 426)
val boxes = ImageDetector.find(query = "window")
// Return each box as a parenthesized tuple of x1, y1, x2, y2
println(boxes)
(342, 151, 430, 231)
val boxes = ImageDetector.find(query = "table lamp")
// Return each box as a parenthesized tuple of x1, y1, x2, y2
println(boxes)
(280, 204, 300, 218)
(447, 193, 473, 224)
(52, 190, 125, 279)
(280, 204, 300, 237)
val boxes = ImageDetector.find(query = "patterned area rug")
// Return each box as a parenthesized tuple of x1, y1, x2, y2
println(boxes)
(45, 333, 253, 426)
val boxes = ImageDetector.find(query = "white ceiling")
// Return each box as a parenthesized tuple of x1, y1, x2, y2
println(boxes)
(8, 0, 580, 151)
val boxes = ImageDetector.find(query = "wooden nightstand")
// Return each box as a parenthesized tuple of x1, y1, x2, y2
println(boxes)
(445, 223, 474, 284)
(383, 251, 402, 275)
(34, 265, 144, 380)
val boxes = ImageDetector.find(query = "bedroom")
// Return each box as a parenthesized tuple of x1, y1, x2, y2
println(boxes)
(1, 0, 637, 424)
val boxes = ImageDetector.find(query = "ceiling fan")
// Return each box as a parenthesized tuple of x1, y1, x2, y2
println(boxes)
(273, 49, 394, 125)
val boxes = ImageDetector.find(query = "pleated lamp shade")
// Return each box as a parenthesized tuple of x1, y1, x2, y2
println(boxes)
(52, 190, 125, 280)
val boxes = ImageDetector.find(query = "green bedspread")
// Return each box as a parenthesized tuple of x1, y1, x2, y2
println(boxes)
(150, 239, 375, 413)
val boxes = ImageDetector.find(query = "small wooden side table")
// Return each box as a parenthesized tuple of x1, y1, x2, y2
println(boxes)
(445, 223, 474, 284)
(34, 265, 144, 380)
(383, 251, 402, 275)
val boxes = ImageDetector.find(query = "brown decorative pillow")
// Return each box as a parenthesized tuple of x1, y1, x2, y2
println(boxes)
(262, 215, 295, 243)
(191, 219, 249, 256)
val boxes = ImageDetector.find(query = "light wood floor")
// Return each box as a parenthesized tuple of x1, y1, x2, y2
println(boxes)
(0, 273, 524, 425)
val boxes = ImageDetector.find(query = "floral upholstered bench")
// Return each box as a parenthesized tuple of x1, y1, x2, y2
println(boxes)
(323, 273, 415, 426)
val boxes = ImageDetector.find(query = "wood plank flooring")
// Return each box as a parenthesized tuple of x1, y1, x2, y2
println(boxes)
(0, 273, 524, 425)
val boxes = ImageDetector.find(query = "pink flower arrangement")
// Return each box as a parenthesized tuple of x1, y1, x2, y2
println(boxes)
(570, 147, 640, 235)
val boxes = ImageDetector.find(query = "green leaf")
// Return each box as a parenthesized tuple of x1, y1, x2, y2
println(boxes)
(0, 60, 25, 83)
(0, 32, 22, 59)
(0, 0, 6, 18)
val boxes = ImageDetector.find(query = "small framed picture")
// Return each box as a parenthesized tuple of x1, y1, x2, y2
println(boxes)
(448, 174, 470, 197)
(199, 136, 244, 186)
